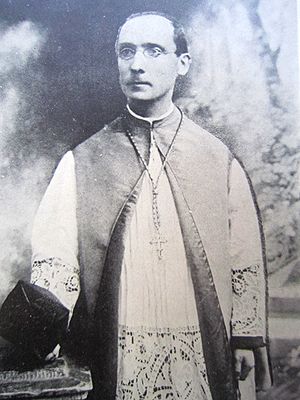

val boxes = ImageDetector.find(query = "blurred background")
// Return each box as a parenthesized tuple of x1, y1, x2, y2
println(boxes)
(0, 0, 299, 397)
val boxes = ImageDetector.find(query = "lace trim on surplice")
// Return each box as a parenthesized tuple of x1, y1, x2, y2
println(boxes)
(31, 257, 80, 312)
(116, 325, 212, 400)
(231, 264, 264, 337)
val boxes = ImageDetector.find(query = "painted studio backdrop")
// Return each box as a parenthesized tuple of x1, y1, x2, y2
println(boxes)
(0, 0, 299, 391)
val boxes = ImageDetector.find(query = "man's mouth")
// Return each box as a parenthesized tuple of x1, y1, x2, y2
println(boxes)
(129, 81, 151, 87)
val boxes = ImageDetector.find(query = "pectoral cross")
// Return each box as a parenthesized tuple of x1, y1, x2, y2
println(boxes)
(150, 236, 168, 260)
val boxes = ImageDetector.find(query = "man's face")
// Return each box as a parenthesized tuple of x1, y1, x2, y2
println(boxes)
(117, 15, 189, 105)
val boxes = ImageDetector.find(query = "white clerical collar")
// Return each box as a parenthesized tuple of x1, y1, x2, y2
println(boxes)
(127, 103, 175, 124)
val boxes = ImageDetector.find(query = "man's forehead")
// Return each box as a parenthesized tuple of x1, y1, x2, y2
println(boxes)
(118, 15, 175, 48)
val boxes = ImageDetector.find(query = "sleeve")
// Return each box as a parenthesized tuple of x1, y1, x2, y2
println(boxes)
(30, 151, 80, 318)
(228, 158, 267, 350)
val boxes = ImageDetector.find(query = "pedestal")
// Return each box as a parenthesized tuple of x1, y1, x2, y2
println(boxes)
(0, 343, 93, 399)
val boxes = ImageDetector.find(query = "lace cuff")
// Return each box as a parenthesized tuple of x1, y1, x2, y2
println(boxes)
(231, 264, 265, 339)
(31, 257, 80, 314)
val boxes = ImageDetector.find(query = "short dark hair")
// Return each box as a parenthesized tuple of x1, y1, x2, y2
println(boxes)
(115, 11, 189, 56)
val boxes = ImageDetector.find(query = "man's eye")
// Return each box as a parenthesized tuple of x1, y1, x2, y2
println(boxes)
(119, 48, 135, 60)
(144, 47, 163, 58)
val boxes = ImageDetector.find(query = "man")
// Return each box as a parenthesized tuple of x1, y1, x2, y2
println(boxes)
(30, 12, 271, 400)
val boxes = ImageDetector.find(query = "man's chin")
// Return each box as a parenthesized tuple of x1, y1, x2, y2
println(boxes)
(126, 92, 154, 102)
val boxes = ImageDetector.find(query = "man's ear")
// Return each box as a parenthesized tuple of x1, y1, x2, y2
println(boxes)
(177, 53, 191, 76)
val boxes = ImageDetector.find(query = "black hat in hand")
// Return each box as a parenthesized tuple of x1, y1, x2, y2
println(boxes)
(0, 280, 69, 361)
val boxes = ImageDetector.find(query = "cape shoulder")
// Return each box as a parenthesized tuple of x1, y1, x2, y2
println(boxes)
(74, 116, 125, 152)
(181, 114, 232, 160)
(74, 112, 233, 167)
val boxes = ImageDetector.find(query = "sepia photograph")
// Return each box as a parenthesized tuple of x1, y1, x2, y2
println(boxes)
(0, 1, 299, 399)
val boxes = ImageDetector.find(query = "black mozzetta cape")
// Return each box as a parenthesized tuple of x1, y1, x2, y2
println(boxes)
(70, 107, 269, 400)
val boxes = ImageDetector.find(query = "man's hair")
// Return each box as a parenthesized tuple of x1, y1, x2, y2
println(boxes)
(115, 11, 189, 56)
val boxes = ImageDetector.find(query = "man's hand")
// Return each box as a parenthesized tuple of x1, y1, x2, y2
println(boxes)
(45, 344, 61, 362)
(234, 349, 255, 381)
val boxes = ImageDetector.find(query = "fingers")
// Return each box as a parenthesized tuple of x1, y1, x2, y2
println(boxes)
(234, 349, 255, 381)
(235, 354, 242, 380)
(45, 344, 61, 362)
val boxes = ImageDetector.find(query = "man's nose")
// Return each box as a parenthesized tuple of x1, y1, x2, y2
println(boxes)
(130, 50, 146, 72)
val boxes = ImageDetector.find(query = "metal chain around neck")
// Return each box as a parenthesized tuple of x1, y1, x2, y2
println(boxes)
(125, 108, 183, 194)
(125, 109, 183, 260)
